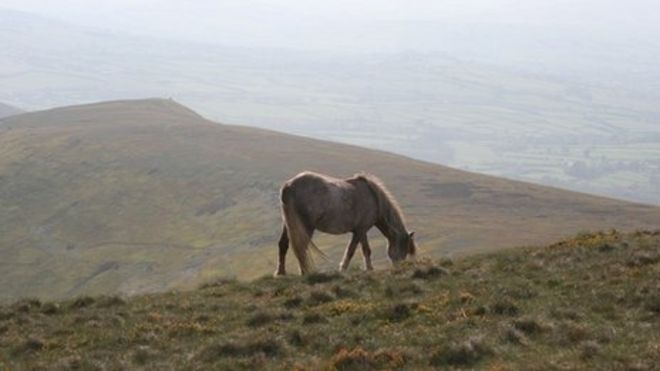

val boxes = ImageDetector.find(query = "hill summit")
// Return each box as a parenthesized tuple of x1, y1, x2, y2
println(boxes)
(0, 98, 206, 129)
(0, 99, 658, 302)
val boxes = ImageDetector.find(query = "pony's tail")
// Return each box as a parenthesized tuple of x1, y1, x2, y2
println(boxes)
(281, 187, 315, 274)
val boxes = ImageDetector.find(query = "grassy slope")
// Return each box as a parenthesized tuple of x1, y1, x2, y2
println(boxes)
(1, 230, 658, 369)
(0, 99, 659, 301)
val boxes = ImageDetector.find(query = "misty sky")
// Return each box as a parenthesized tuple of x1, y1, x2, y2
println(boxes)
(2, 0, 659, 52)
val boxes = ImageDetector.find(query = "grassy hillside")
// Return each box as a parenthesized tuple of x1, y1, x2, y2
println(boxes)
(1, 230, 658, 369)
(0, 99, 659, 301)
(0, 102, 22, 119)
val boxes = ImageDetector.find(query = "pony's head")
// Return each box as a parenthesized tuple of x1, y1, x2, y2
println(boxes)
(388, 231, 416, 263)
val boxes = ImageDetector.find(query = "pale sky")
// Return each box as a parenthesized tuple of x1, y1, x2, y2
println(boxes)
(1, 0, 658, 49)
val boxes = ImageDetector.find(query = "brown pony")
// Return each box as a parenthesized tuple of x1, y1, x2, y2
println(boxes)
(275, 171, 416, 275)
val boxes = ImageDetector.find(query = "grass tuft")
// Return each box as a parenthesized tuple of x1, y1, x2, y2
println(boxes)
(197, 338, 283, 362)
(503, 326, 529, 346)
(40, 302, 60, 315)
(302, 313, 326, 324)
(308, 291, 334, 306)
(329, 347, 406, 371)
(70, 296, 95, 309)
(12, 338, 45, 355)
(283, 296, 303, 309)
(492, 298, 520, 316)
(388, 303, 413, 322)
(430, 336, 493, 367)
(305, 272, 342, 285)
(411, 266, 448, 280)
(645, 294, 660, 314)
(513, 316, 551, 335)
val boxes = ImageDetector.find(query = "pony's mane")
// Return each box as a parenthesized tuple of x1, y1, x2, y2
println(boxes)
(355, 173, 405, 229)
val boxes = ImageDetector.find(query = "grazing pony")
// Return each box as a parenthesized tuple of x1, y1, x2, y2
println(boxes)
(275, 171, 416, 275)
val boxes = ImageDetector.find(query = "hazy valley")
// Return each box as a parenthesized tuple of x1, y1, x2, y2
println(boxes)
(1, 7, 659, 205)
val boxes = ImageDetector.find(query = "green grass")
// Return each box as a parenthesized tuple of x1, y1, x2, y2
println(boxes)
(1, 230, 658, 369)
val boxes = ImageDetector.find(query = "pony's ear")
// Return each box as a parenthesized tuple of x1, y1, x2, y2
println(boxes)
(409, 231, 415, 239)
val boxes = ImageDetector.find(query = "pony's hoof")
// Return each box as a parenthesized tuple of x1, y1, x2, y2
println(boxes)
(274, 270, 286, 277)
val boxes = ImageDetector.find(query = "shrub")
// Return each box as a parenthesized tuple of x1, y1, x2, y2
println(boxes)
(14, 299, 41, 313)
(132, 346, 155, 365)
(330, 347, 373, 370)
(430, 336, 493, 367)
(302, 313, 326, 324)
(70, 296, 95, 309)
(246, 312, 276, 327)
(412, 266, 448, 280)
(492, 299, 520, 316)
(506, 327, 528, 346)
(283, 297, 303, 309)
(644, 294, 660, 314)
(96, 295, 126, 308)
(580, 340, 601, 360)
(197, 338, 282, 361)
(557, 322, 591, 345)
(246, 312, 293, 327)
(305, 272, 341, 285)
(332, 285, 357, 299)
(513, 317, 550, 335)
(41, 302, 60, 315)
(329, 347, 406, 371)
(12, 338, 45, 355)
(308, 291, 334, 306)
(388, 303, 412, 322)
(287, 329, 304, 346)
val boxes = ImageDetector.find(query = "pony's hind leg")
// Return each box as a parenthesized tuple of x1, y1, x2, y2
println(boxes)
(274, 225, 289, 276)
(339, 233, 361, 272)
(360, 235, 374, 271)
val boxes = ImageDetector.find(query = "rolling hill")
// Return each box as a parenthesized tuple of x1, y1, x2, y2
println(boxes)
(0, 99, 658, 302)
(1, 230, 659, 369)
(0, 102, 22, 119)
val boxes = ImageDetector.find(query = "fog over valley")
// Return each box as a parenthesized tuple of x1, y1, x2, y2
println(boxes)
(1, 0, 659, 204)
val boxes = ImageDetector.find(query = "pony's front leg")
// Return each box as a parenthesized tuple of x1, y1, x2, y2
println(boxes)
(360, 235, 374, 271)
(339, 233, 360, 272)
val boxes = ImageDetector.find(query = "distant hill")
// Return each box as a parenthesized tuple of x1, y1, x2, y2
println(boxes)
(2, 230, 659, 369)
(0, 99, 658, 301)
(0, 102, 23, 118)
